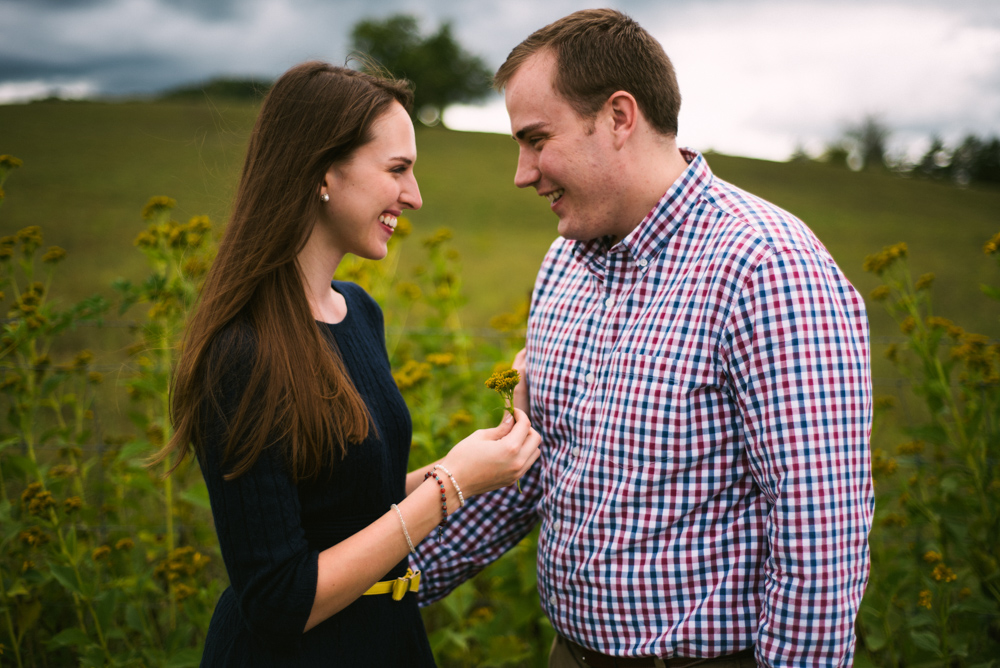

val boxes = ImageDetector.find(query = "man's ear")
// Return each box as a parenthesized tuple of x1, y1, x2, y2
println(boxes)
(606, 91, 639, 150)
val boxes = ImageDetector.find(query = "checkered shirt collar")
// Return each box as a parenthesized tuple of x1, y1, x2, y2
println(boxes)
(571, 148, 711, 278)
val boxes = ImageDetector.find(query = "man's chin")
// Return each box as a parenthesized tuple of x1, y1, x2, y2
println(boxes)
(557, 221, 599, 243)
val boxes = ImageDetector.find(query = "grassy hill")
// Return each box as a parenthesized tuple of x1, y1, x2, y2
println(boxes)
(3, 99, 999, 340)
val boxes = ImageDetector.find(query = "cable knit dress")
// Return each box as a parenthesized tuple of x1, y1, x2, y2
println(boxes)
(196, 281, 436, 667)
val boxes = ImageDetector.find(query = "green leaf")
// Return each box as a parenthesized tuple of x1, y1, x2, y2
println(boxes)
(179, 480, 211, 510)
(125, 603, 146, 633)
(6, 579, 30, 597)
(47, 627, 92, 650)
(980, 284, 1000, 301)
(164, 648, 202, 668)
(910, 630, 944, 656)
(16, 597, 42, 632)
(5, 454, 40, 479)
(49, 563, 83, 595)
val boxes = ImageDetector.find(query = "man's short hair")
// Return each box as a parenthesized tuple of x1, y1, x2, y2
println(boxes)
(494, 8, 680, 137)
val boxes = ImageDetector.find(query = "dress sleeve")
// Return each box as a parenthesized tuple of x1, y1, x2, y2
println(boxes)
(196, 335, 319, 649)
(413, 460, 542, 605)
(723, 249, 874, 667)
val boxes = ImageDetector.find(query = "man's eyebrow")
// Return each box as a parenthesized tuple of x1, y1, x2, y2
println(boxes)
(514, 122, 547, 141)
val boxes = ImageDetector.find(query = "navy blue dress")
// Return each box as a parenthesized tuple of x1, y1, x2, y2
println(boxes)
(197, 281, 436, 667)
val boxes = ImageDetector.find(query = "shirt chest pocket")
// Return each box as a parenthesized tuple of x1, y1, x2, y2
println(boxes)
(598, 352, 724, 468)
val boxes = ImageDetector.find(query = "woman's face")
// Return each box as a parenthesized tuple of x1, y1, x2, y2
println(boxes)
(320, 101, 421, 261)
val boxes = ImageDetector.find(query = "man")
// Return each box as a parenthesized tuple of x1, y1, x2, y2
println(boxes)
(416, 9, 873, 667)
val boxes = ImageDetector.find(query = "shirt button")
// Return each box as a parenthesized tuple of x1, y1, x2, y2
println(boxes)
(604, 297, 614, 307)
(638, 258, 648, 267)
(585, 372, 595, 384)
(552, 520, 561, 532)
(572, 446, 581, 457)
(549, 594, 557, 606)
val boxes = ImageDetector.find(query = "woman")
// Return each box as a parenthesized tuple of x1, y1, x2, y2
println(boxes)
(157, 61, 541, 666)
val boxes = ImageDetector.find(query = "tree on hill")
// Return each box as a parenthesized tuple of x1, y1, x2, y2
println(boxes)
(845, 115, 890, 171)
(350, 14, 493, 126)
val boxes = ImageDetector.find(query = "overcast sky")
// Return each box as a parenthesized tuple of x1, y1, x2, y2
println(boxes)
(2, 0, 999, 161)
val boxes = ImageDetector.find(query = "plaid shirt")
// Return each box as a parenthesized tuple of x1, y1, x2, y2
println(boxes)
(416, 150, 873, 666)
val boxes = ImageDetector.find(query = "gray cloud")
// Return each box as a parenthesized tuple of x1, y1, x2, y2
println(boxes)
(1, 0, 997, 159)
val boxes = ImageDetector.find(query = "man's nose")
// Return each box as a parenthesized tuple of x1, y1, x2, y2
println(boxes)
(514, 149, 539, 189)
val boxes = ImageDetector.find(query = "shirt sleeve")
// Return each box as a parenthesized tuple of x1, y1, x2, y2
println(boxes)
(723, 249, 874, 667)
(413, 459, 542, 605)
(196, 335, 319, 649)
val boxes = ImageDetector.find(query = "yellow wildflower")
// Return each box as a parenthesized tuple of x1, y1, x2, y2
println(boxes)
(396, 282, 422, 301)
(873, 396, 895, 411)
(918, 590, 932, 609)
(932, 563, 957, 582)
(425, 352, 455, 366)
(923, 550, 942, 563)
(173, 583, 197, 602)
(899, 316, 916, 335)
(393, 360, 431, 390)
(18, 527, 49, 548)
(881, 512, 908, 528)
(115, 537, 135, 551)
(0, 155, 23, 169)
(869, 285, 891, 302)
(871, 449, 898, 477)
(141, 196, 176, 221)
(897, 440, 924, 455)
(862, 242, 907, 275)
(41, 246, 66, 263)
(63, 496, 83, 513)
(984, 231, 1000, 255)
(422, 227, 453, 249)
(91, 546, 112, 562)
(88, 371, 104, 384)
(914, 273, 934, 291)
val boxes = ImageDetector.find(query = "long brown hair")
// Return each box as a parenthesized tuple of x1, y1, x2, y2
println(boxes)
(158, 61, 412, 482)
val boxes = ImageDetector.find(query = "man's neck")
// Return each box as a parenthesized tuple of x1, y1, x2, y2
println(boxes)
(612, 139, 690, 243)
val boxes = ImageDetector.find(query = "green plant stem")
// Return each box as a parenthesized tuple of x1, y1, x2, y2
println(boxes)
(0, 569, 25, 668)
(161, 326, 177, 631)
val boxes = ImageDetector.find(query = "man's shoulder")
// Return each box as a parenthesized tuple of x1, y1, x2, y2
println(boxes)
(700, 174, 828, 259)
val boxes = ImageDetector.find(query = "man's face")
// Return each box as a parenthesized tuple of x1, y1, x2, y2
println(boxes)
(505, 50, 626, 241)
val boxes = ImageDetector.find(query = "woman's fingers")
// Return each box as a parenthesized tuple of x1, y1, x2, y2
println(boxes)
(512, 349, 530, 417)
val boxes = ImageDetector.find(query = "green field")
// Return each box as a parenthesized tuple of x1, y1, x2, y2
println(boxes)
(3, 98, 999, 337)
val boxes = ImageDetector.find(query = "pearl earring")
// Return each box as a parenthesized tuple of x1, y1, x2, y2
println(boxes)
(320, 193, 330, 202)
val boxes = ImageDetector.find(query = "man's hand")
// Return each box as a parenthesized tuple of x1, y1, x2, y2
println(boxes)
(512, 348, 530, 421)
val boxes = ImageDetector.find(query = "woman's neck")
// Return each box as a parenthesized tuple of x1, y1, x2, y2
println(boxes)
(297, 230, 347, 324)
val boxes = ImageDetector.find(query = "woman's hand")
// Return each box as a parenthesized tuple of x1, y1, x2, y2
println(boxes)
(512, 348, 529, 419)
(440, 408, 541, 498)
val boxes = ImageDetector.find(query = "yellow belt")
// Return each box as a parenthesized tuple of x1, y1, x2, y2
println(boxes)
(363, 568, 420, 601)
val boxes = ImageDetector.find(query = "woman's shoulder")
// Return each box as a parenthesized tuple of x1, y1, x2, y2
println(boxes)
(332, 280, 383, 323)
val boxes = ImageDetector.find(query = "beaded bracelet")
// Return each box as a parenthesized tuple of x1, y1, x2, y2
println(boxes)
(424, 468, 448, 541)
(433, 465, 465, 507)
(391, 503, 416, 554)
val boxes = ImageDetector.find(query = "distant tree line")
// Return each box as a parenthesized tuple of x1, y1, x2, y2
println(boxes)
(812, 115, 1000, 188)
